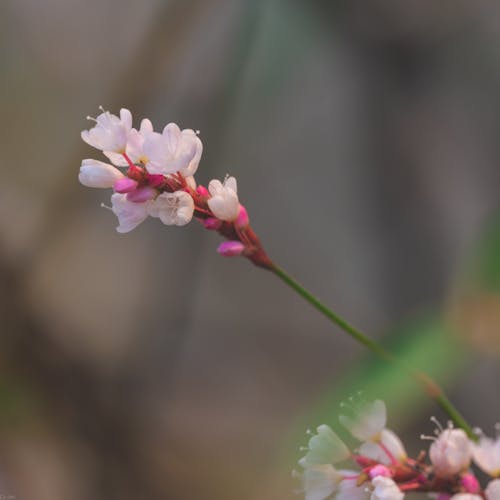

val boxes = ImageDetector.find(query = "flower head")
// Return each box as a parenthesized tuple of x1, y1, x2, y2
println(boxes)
(148, 191, 194, 227)
(81, 107, 132, 154)
(110, 193, 150, 233)
(207, 176, 240, 221)
(143, 123, 202, 176)
(429, 427, 472, 478)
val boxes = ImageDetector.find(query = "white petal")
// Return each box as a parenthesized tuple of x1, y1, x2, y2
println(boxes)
(340, 400, 387, 441)
(370, 477, 403, 500)
(224, 175, 237, 193)
(485, 479, 500, 500)
(120, 108, 133, 130)
(299, 425, 350, 467)
(472, 436, 500, 477)
(162, 122, 181, 153)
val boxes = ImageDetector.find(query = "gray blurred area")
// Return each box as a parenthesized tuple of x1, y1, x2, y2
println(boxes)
(1, 1, 500, 499)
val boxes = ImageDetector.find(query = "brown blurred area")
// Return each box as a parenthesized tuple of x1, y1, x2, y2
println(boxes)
(1, 1, 500, 499)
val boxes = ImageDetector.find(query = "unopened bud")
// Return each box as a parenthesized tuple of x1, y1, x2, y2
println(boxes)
(196, 185, 209, 197)
(217, 241, 245, 257)
(461, 473, 480, 494)
(126, 186, 157, 203)
(114, 178, 138, 193)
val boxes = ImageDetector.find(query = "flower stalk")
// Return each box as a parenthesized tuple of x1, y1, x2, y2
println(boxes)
(270, 264, 476, 440)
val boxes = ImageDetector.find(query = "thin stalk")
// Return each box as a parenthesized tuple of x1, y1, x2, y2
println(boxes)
(271, 264, 476, 439)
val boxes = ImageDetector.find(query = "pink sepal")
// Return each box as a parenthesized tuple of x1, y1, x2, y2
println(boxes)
(196, 185, 209, 197)
(461, 473, 480, 493)
(235, 205, 249, 228)
(203, 218, 222, 230)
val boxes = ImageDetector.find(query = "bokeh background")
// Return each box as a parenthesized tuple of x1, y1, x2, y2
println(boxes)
(1, 1, 500, 499)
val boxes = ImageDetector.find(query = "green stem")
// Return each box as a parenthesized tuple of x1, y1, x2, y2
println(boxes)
(271, 264, 476, 439)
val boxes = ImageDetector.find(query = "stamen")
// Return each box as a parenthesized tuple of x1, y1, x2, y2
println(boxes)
(101, 203, 112, 211)
(430, 416, 444, 433)
(420, 434, 437, 442)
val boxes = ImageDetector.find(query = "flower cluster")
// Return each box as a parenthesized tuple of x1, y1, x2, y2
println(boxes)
(79, 107, 272, 268)
(297, 398, 500, 499)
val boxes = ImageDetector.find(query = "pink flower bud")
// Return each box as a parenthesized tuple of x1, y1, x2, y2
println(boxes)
(126, 186, 156, 203)
(196, 185, 209, 197)
(236, 205, 249, 228)
(114, 177, 138, 193)
(217, 241, 245, 257)
(203, 218, 222, 230)
(461, 473, 480, 494)
(369, 465, 391, 479)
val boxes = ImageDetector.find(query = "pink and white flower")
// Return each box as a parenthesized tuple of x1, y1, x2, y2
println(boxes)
(143, 123, 202, 176)
(207, 176, 240, 221)
(110, 193, 150, 233)
(148, 191, 195, 226)
(81, 107, 132, 154)
(429, 428, 472, 478)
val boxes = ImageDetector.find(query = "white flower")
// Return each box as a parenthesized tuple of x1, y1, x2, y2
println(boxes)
(81, 107, 132, 153)
(339, 400, 387, 441)
(105, 118, 154, 167)
(336, 476, 370, 500)
(207, 176, 240, 221)
(359, 429, 407, 465)
(472, 435, 500, 477)
(429, 428, 472, 477)
(485, 478, 500, 500)
(302, 465, 343, 500)
(110, 193, 150, 233)
(299, 425, 350, 468)
(370, 477, 404, 500)
(143, 123, 202, 176)
(79, 159, 124, 188)
(450, 495, 482, 500)
(148, 191, 194, 226)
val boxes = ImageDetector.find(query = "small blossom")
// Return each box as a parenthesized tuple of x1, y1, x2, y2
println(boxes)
(81, 107, 132, 153)
(148, 191, 194, 226)
(79, 159, 124, 188)
(207, 176, 240, 221)
(472, 435, 500, 477)
(299, 425, 350, 468)
(370, 476, 404, 500)
(110, 193, 150, 233)
(429, 428, 472, 477)
(339, 399, 387, 442)
(302, 464, 343, 500)
(485, 478, 500, 500)
(143, 123, 202, 176)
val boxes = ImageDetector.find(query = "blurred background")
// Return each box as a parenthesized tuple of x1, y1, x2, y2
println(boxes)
(1, 1, 500, 498)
